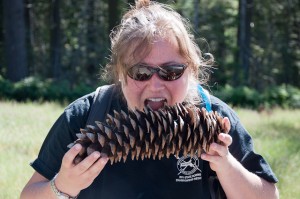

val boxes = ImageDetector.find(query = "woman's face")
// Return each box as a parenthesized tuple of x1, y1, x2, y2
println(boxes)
(121, 39, 191, 111)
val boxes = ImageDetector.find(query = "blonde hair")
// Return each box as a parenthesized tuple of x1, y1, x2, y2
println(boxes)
(103, 0, 214, 104)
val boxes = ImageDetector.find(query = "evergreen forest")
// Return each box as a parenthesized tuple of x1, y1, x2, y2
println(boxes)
(1, 0, 299, 108)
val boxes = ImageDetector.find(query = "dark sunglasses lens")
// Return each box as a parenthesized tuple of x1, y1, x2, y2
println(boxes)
(128, 65, 152, 81)
(128, 64, 186, 81)
(158, 65, 186, 81)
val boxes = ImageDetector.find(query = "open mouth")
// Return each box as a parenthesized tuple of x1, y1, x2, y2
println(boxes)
(144, 98, 167, 111)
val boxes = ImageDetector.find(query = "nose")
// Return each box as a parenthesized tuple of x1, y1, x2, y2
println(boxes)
(147, 73, 165, 91)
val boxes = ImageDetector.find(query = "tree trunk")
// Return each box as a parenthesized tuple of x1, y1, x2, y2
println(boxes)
(86, 0, 96, 76)
(193, 0, 200, 31)
(0, 1, 4, 72)
(24, 0, 35, 75)
(50, 0, 61, 79)
(108, 0, 121, 33)
(237, 0, 253, 85)
(3, 0, 28, 82)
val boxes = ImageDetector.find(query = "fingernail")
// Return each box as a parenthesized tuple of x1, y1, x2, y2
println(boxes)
(219, 133, 225, 139)
(93, 152, 100, 158)
(100, 158, 108, 164)
(74, 144, 81, 150)
(100, 154, 108, 159)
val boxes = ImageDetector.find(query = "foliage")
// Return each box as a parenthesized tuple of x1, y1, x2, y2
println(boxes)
(0, 76, 299, 108)
(212, 84, 300, 109)
(262, 85, 300, 109)
(1, 0, 299, 89)
(250, 0, 300, 88)
(213, 84, 261, 108)
(0, 75, 104, 103)
(173, 0, 239, 85)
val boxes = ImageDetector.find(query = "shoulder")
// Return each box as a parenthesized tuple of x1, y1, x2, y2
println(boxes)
(209, 94, 240, 127)
(63, 84, 119, 124)
(209, 94, 255, 157)
(64, 85, 115, 114)
(63, 91, 95, 119)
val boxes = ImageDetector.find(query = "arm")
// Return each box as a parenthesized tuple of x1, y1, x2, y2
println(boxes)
(201, 118, 279, 199)
(20, 144, 108, 199)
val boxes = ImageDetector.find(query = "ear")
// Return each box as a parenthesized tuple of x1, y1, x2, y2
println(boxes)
(119, 73, 128, 85)
(119, 74, 123, 82)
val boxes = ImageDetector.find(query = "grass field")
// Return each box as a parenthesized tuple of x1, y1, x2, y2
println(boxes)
(0, 101, 299, 198)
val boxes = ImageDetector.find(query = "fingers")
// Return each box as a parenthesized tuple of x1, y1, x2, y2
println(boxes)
(211, 143, 228, 157)
(75, 151, 101, 173)
(201, 143, 228, 167)
(222, 117, 231, 133)
(62, 144, 82, 168)
(201, 152, 219, 164)
(74, 152, 108, 185)
(85, 156, 109, 177)
(218, 133, 232, 147)
(62, 144, 108, 176)
(57, 147, 108, 194)
(203, 134, 232, 157)
(201, 123, 233, 172)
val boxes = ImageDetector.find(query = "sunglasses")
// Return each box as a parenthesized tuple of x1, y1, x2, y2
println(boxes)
(127, 63, 187, 81)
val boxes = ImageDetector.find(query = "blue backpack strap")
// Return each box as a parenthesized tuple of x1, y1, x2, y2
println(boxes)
(198, 85, 227, 199)
(86, 84, 115, 125)
(197, 84, 212, 112)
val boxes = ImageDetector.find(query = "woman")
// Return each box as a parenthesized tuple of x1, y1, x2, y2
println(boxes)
(21, 0, 279, 198)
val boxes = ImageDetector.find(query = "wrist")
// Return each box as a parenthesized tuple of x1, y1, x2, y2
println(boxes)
(50, 174, 80, 199)
(217, 153, 240, 176)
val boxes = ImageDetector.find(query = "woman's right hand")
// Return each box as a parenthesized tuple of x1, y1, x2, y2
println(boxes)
(54, 143, 108, 197)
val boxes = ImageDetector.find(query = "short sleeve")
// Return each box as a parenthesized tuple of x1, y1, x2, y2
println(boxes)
(230, 122, 278, 183)
(210, 95, 278, 183)
(30, 93, 94, 180)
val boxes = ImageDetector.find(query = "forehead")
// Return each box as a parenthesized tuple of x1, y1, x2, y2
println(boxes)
(142, 39, 184, 65)
(124, 37, 182, 66)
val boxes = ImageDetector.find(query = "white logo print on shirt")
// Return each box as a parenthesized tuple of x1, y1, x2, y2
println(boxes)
(175, 154, 202, 182)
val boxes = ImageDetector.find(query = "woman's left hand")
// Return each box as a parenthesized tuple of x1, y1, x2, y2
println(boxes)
(201, 117, 233, 173)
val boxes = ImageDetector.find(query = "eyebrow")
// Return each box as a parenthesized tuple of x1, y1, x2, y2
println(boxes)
(138, 61, 181, 66)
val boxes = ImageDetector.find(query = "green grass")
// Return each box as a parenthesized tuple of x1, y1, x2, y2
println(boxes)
(0, 101, 299, 198)
(0, 101, 63, 199)
(235, 108, 300, 198)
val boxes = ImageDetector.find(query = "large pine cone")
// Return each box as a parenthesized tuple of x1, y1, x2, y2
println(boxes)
(68, 103, 225, 165)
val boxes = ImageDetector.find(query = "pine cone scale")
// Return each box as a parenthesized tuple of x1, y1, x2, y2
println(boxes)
(68, 103, 226, 165)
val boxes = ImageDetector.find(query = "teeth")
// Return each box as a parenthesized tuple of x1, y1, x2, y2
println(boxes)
(147, 98, 165, 102)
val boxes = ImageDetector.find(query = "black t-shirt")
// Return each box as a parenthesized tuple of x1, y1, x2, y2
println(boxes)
(31, 86, 278, 199)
